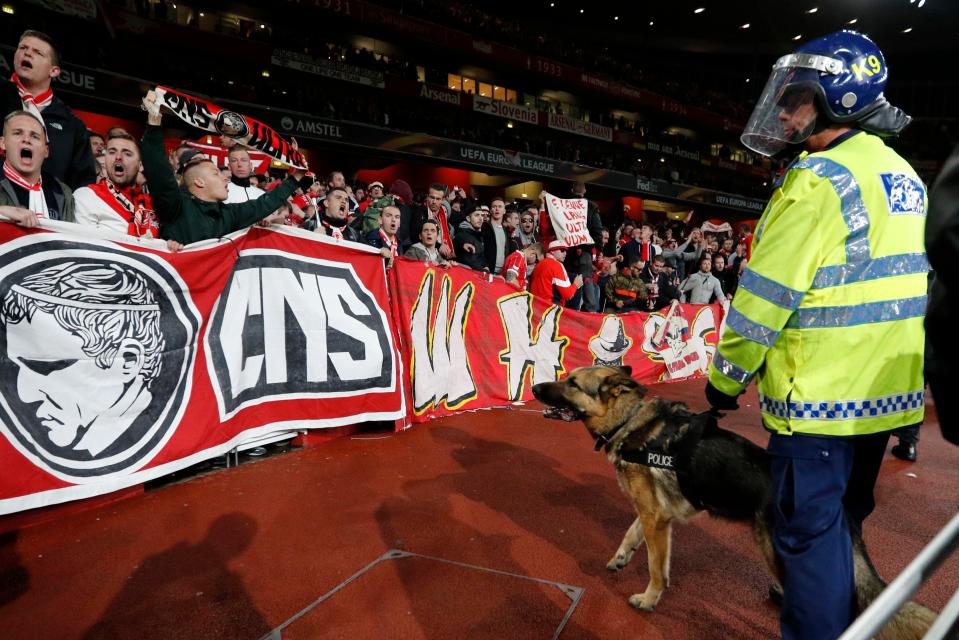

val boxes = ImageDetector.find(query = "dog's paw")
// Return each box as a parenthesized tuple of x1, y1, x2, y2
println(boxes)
(628, 592, 661, 612)
(606, 551, 633, 571)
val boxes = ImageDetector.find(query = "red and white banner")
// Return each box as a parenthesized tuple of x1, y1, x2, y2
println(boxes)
(547, 112, 613, 142)
(0, 223, 403, 514)
(154, 86, 308, 169)
(390, 259, 724, 423)
(472, 95, 539, 125)
(543, 192, 594, 248)
(701, 220, 734, 234)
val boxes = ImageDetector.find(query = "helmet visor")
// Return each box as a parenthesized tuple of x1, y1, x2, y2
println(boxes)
(741, 65, 820, 157)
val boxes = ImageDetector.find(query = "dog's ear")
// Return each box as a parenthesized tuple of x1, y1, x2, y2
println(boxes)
(600, 373, 645, 400)
(616, 365, 633, 377)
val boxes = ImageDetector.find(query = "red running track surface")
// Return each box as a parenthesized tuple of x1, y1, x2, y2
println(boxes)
(0, 380, 957, 639)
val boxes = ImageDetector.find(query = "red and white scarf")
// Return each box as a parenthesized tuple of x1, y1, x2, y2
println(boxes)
(90, 179, 158, 237)
(3, 161, 47, 217)
(11, 73, 53, 124)
(431, 208, 453, 257)
(378, 228, 398, 258)
(323, 219, 345, 241)
(640, 241, 652, 262)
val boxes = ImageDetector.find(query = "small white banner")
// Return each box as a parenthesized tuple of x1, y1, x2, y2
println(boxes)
(544, 192, 594, 248)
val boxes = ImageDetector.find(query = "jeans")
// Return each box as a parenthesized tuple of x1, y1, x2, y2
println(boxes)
(567, 280, 598, 312)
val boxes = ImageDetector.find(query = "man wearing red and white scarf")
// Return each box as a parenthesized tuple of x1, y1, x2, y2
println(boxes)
(0, 110, 74, 227)
(1, 30, 96, 189)
(363, 205, 402, 267)
(412, 183, 455, 259)
(318, 187, 360, 242)
(74, 132, 159, 238)
(622, 223, 662, 266)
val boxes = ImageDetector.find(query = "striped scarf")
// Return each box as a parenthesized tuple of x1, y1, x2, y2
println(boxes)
(10, 73, 53, 125)
(3, 161, 47, 217)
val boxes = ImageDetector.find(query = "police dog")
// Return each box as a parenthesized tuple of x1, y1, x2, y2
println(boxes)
(531, 366, 934, 639)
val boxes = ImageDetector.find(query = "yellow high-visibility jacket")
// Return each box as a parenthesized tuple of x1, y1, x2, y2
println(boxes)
(709, 131, 928, 437)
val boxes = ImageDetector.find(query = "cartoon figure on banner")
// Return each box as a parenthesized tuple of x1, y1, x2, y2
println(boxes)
(641, 302, 719, 381)
(0, 240, 199, 481)
(589, 316, 633, 367)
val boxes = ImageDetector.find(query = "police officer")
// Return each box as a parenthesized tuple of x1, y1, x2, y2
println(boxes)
(705, 31, 926, 640)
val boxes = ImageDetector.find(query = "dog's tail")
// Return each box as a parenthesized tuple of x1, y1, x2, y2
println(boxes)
(852, 534, 937, 640)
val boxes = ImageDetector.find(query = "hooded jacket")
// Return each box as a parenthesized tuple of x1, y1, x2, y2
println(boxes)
(453, 220, 487, 271)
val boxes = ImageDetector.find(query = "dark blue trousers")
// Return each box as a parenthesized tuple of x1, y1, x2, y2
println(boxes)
(768, 433, 860, 640)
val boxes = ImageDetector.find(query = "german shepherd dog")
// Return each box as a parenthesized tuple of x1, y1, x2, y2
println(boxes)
(531, 366, 935, 639)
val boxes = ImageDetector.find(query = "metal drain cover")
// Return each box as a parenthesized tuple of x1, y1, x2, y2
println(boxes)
(263, 549, 584, 640)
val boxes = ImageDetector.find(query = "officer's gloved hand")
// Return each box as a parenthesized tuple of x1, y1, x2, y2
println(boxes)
(705, 381, 741, 411)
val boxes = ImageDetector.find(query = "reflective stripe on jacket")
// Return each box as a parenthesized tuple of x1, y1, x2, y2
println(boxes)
(709, 132, 927, 436)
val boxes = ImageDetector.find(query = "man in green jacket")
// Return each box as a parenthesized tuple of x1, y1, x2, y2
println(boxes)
(604, 262, 647, 313)
(140, 90, 304, 245)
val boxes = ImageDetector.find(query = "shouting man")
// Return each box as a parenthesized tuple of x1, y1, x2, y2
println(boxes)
(0, 110, 74, 225)
(1, 30, 96, 188)
(74, 131, 159, 238)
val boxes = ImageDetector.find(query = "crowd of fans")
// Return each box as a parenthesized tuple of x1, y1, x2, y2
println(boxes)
(0, 4, 775, 198)
(1, 29, 751, 318)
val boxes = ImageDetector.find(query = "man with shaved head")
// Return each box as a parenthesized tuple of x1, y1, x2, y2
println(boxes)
(139, 90, 305, 244)
(0, 110, 74, 227)
(225, 146, 266, 203)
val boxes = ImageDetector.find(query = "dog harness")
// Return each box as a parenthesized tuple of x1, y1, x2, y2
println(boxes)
(620, 411, 713, 471)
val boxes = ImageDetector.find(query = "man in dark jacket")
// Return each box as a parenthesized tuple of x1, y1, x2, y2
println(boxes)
(318, 187, 360, 242)
(925, 143, 959, 445)
(564, 181, 604, 312)
(140, 91, 302, 244)
(453, 209, 487, 272)
(482, 196, 517, 273)
(411, 183, 454, 259)
(1, 30, 96, 189)
(639, 255, 681, 310)
(388, 179, 415, 252)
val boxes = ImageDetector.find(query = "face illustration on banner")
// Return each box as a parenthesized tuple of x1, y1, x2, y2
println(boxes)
(641, 307, 718, 381)
(0, 239, 199, 481)
(5, 295, 159, 454)
(215, 110, 250, 139)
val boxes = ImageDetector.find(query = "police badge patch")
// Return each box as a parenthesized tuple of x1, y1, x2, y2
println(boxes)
(879, 173, 926, 216)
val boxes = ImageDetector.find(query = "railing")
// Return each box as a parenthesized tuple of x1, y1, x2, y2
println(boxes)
(839, 510, 959, 640)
